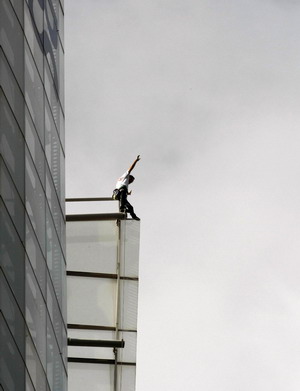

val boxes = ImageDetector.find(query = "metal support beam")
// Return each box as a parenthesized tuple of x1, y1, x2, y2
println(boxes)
(68, 338, 125, 348)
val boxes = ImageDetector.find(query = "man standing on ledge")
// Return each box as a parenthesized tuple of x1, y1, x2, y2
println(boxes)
(113, 155, 141, 221)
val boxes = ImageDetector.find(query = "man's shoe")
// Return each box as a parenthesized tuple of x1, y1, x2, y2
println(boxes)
(131, 215, 140, 221)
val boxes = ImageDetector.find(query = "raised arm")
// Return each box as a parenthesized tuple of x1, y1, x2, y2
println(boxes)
(128, 155, 141, 173)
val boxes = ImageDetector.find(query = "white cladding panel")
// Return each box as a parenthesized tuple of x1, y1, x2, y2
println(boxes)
(66, 220, 118, 274)
(68, 362, 114, 391)
(120, 220, 140, 278)
(67, 276, 116, 327)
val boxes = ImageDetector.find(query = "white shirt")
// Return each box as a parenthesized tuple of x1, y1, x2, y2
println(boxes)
(115, 170, 130, 189)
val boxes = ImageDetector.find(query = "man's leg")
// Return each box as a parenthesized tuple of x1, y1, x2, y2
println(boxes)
(119, 189, 127, 212)
(119, 189, 140, 220)
(124, 200, 140, 221)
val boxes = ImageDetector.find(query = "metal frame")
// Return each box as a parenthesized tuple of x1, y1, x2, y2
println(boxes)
(66, 198, 138, 391)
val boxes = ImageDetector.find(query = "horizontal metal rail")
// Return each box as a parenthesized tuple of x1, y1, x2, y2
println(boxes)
(68, 338, 125, 348)
(66, 197, 115, 202)
(68, 357, 136, 366)
(66, 213, 125, 221)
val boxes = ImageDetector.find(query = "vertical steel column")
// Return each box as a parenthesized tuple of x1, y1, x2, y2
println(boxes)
(114, 219, 122, 391)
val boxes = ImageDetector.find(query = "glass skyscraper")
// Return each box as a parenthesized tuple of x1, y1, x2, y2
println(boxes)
(0, 1, 67, 390)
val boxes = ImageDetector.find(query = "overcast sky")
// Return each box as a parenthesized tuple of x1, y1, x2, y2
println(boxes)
(65, 1, 300, 390)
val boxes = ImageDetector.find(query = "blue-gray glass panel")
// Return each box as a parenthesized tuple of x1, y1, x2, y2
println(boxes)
(45, 104, 64, 206)
(46, 165, 64, 242)
(0, 313, 25, 391)
(0, 157, 25, 240)
(25, 215, 47, 298)
(0, 269, 25, 356)
(0, 90, 25, 197)
(58, 3, 64, 48)
(47, 314, 65, 391)
(0, 0, 24, 87)
(26, 0, 44, 37)
(0, 48, 25, 132)
(44, 59, 60, 129)
(60, 146, 65, 213)
(62, 321, 67, 368)
(26, 257, 47, 370)
(0, 199, 25, 311)
(26, 333, 47, 391)
(59, 106, 65, 150)
(58, 40, 64, 109)
(25, 107, 45, 186)
(46, 204, 64, 308)
(24, 1, 44, 80)
(26, 372, 36, 391)
(44, 0, 59, 92)
(47, 271, 63, 349)
(25, 42, 44, 143)
(25, 147, 46, 254)
(8, 0, 24, 24)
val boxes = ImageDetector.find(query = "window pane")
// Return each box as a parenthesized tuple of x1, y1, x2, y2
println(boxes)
(24, 2, 43, 79)
(68, 362, 114, 391)
(0, 157, 25, 240)
(26, 258, 47, 369)
(46, 204, 65, 309)
(66, 221, 118, 274)
(25, 215, 46, 298)
(120, 220, 140, 278)
(45, 105, 63, 204)
(0, 90, 25, 196)
(25, 108, 45, 186)
(47, 272, 63, 349)
(46, 160, 64, 241)
(117, 365, 136, 391)
(119, 280, 138, 330)
(46, 315, 66, 391)
(26, 0, 44, 35)
(0, 48, 25, 129)
(0, 269, 25, 355)
(118, 331, 137, 364)
(0, 0, 24, 86)
(0, 313, 25, 391)
(26, 334, 47, 391)
(0, 199, 25, 309)
(67, 276, 117, 328)
(25, 43, 44, 141)
(25, 148, 46, 254)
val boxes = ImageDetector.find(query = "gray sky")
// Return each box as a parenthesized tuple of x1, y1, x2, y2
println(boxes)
(65, 1, 300, 389)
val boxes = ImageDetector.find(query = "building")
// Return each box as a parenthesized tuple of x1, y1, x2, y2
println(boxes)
(66, 199, 140, 391)
(0, 1, 67, 391)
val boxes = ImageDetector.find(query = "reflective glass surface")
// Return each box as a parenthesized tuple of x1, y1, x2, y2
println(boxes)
(0, 0, 24, 86)
(0, 90, 25, 197)
(0, 313, 25, 391)
(25, 147, 46, 254)
(0, 199, 25, 308)
(0, 1, 66, 389)
(0, 157, 25, 239)
(0, 48, 25, 128)
(26, 258, 47, 369)
(25, 42, 44, 140)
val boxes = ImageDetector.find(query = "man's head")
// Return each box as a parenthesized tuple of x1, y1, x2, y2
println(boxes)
(129, 175, 135, 184)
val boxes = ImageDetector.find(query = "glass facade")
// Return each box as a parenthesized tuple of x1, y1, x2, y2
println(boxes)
(66, 213, 140, 391)
(0, 1, 67, 391)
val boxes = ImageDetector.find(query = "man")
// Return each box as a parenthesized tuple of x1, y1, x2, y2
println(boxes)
(113, 155, 141, 221)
